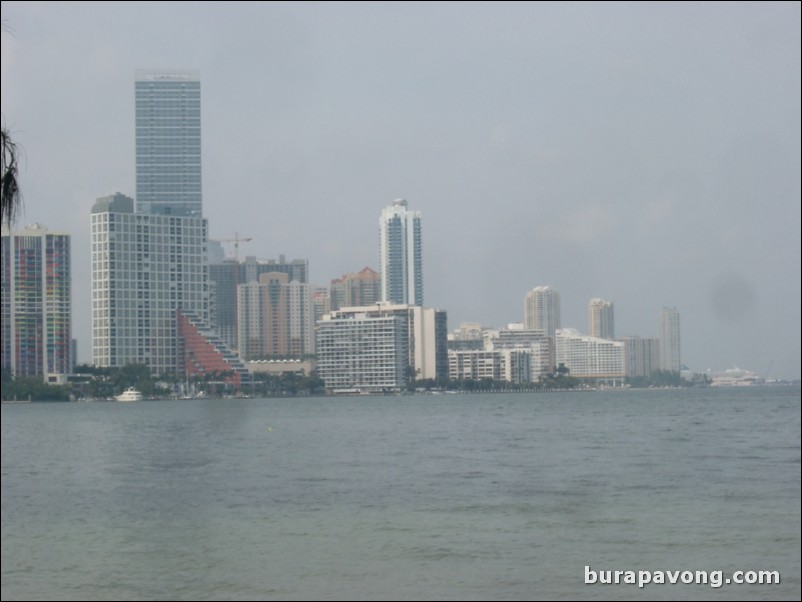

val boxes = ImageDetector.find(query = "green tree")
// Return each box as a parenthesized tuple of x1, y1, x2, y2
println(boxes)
(114, 363, 154, 394)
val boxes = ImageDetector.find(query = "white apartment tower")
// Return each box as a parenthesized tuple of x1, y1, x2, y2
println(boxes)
(91, 193, 208, 373)
(316, 311, 409, 392)
(588, 298, 615, 340)
(316, 303, 448, 392)
(379, 199, 423, 306)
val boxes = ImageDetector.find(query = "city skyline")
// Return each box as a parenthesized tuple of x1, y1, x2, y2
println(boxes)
(2, 3, 799, 379)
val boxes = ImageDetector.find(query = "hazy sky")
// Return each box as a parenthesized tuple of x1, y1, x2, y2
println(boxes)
(2, 2, 800, 378)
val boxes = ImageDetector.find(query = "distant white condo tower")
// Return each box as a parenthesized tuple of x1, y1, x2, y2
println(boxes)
(379, 199, 423, 306)
(524, 286, 561, 338)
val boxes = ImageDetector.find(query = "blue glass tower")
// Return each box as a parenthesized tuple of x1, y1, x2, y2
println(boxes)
(379, 199, 423, 306)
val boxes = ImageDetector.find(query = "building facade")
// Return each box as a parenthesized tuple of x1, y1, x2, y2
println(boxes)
(622, 336, 660, 378)
(135, 70, 202, 217)
(379, 199, 423, 306)
(448, 349, 531, 384)
(449, 350, 504, 381)
(588, 298, 615, 340)
(91, 193, 209, 374)
(237, 272, 313, 360)
(485, 327, 552, 381)
(447, 322, 485, 352)
(177, 308, 249, 391)
(208, 255, 308, 352)
(1, 225, 71, 383)
(316, 303, 447, 391)
(524, 286, 561, 338)
(555, 328, 625, 380)
(312, 286, 331, 328)
(659, 307, 681, 372)
(316, 312, 410, 392)
(330, 304, 447, 382)
(330, 267, 381, 311)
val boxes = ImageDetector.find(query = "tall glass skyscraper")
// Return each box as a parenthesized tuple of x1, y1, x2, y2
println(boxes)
(135, 70, 202, 217)
(379, 199, 423, 306)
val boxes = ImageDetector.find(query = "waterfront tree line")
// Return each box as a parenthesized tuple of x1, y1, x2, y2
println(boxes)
(1, 364, 327, 401)
(2, 363, 705, 402)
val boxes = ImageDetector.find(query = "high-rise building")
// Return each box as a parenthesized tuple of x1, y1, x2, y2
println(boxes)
(237, 272, 314, 359)
(91, 193, 209, 374)
(312, 286, 331, 327)
(524, 286, 561, 338)
(379, 199, 423, 306)
(1, 224, 71, 383)
(135, 70, 202, 217)
(659, 307, 681, 372)
(91, 72, 248, 383)
(316, 303, 447, 391)
(317, 311, 410, 392)
(208, 255, 309, 351)
(588, 298, 615, 340)
(622, 336, 660, 378)
(330, 267, 381, 311)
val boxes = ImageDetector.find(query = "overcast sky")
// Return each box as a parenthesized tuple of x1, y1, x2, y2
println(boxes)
(2, 2, 800, 378)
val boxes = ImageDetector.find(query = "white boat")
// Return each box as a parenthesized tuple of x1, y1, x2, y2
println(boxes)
(116, 387, 143, 402)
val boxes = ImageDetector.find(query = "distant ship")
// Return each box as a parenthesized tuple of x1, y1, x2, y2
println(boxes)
(709, 366, 763, 387)
(116, 387, 143, 402)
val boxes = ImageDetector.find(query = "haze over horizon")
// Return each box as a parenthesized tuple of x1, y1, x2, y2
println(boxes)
(2, 2, 800, 379)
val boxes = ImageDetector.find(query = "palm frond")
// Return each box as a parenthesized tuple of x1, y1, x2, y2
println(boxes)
(1, 127, 23, 226)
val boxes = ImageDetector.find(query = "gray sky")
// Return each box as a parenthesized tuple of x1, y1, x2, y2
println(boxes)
(2, 2, 800, 379)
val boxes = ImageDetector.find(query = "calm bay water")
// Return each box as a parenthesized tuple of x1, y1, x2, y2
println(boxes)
(2, 387, 800, 601)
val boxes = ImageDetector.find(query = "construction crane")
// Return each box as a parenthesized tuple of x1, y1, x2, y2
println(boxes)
(216, 233, 253, 261)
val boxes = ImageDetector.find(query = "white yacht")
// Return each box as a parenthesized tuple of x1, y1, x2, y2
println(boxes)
(116, 387, 143, 402)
